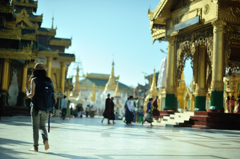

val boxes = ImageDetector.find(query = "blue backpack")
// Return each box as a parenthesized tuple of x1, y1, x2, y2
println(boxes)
(33, 77, 55, 112)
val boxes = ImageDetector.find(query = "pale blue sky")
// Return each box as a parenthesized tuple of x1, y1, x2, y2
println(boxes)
(37, 0, 193, 87)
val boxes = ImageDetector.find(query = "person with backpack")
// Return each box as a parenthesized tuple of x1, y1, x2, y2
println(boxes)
(26, 63, 55, 152)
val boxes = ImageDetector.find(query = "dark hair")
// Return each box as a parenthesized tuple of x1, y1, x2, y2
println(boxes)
(231, 96, 235, 100)
(149, 98, 153, 101)
(107, 94, 110, 96)
(63, 95, 67, 99)
(227, 96, 230, 100)
(129, 95, 133, 99)
(30, 69, 50, 82)
(140, 106, 143, 108)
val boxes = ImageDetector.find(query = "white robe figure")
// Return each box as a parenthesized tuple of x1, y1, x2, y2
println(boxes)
(8, 69, 19, 106)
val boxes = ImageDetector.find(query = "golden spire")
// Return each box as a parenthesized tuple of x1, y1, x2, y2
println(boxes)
(115, 82, 120, 96)
(149, 69, 158, 96)
(51, 16, 54, 29)
(104, 62, 116, 92)
(90, 83, 96, 102)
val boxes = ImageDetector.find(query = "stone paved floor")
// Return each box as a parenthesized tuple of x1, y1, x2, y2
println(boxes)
(0, 116, 240, 159)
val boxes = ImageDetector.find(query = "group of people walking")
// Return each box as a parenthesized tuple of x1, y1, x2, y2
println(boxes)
(101, 94, 115, 124)
(226, 95, 240, 114)
(101, 94, 160, 126)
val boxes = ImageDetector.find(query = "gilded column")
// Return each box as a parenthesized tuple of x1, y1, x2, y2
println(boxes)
(60, 62, 66, 94)
(194, 44, 207, 111)
(19, 63, 28, 106)
(47, 57, 52, 78)
(209, 20, 226, 112)
(165, 37, 177, 110)
(1, 59, 10, 104)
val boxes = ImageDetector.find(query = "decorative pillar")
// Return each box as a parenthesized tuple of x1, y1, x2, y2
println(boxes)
(165, 37, 177, 110)
(60, 62, 66, 94)
(1, 59, 10, 104)
(194, 44, 207, 111)
(18, 63, 28, 106)
(47, 57, 52, 78)
(209, 20, 226, 112)
(67, 90, 70, 100)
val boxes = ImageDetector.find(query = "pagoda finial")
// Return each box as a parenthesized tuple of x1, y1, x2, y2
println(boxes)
(51, 16, 54, 29)
(115, 82, 120, 96)
(90, 83, 96, 102)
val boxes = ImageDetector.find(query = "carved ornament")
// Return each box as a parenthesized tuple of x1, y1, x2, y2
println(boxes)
(49, 39, 71, 47)
(0, 45, 33, 60)
(0, 3, 13, 14)
(0, 27, 21, 40)
(12, 0, 38, 8)
(37, 29, 56, 36)
(174, 0, 201, 11)
(227, 7, 240, 17)
(173, 8, 202, 25)
(166, 86, 177, 94)
(204, 4, 210, 15)
(224, 24, 240, 72)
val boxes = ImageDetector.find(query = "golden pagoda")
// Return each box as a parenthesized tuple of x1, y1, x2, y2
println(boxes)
(104, 62, 117, 92)
(144, 69, 158, 112)
(90, 83, 96, 102)
(115, 82, 120, 96)
(71, 66, 81, 97)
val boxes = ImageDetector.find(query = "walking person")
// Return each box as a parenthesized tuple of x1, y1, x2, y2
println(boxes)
(226, 96, 230, 113)
(125, 96, 134, 125)
(152, 96, 160, 120)
(61, 95, 67, 120)
(26, 63, 55, 152)
(110, 97, 116, 124)
(0, 94, 4, 121)
(86, 105, 90, 118)
(230, 96, 236, 113)
(142, 98, 154, 126)
(66, 100, 71, 118)
(101, 94, 111, 124)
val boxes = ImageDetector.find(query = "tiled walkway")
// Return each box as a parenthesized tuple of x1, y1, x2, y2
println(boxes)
(0, 116, 239, 159)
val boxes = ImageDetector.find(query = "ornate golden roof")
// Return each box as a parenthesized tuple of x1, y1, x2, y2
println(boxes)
(149, 69, 158, 96)
(90, 83, 96, 102)
(12, 0, 38, 8)
(0, 44, 33, 60)
(104, 62, 116, 92)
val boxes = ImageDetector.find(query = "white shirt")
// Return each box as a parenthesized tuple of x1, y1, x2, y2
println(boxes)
(127, 100, 133, 112)
(61, 98, 67, 109)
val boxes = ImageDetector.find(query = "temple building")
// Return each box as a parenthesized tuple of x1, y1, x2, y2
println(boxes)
(71, 62, 133, 112)
(0, 0, 75, 115)
(148, 0, 240, 129)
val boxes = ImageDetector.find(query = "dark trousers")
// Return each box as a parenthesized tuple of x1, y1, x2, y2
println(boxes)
(61, 108, 67, 118)
(31, 107, 49, 151)
(86, 112, 89, 117)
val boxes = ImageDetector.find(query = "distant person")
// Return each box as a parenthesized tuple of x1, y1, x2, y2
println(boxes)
(236, 95, 240, 114)
(125, 96, 134, 125)
(61, 95, 67, 120)
(110, 97, 116, 124)
(138, 106, 144, 123)
(142, 98, 153, 126)
(124, 97, 130, 123)
(66, 100, 71, 118)
(185, 107, 189, 111)
(86, 105, 90, 118)
(101, 94, 111, 124)
(115, 112, 119, 120)
(226, 96, 230, 113)
(152, 96, 160, 120)
(26, 63, 55, 152)
(230, 96, 236, 113)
